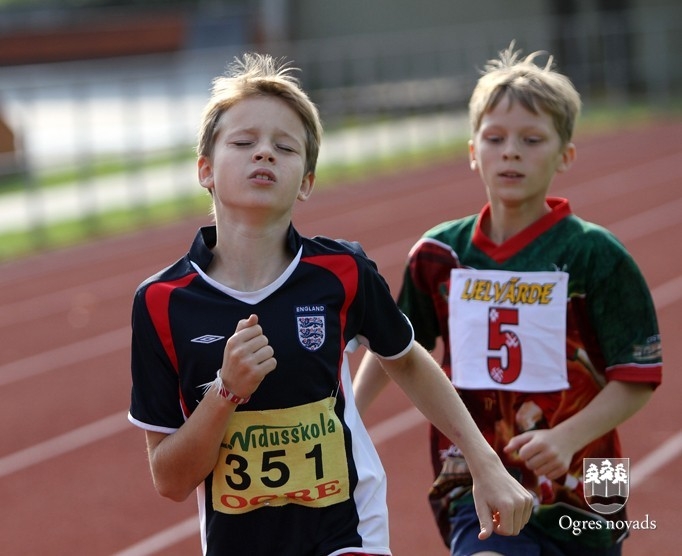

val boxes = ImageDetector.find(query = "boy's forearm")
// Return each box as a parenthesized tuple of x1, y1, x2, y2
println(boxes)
(353, 351, 392, 416)
(377, 342, 501, 473)
(147, 393, 237, 501)
(552, 380, 653, 454)
(379, 342, 534, 536)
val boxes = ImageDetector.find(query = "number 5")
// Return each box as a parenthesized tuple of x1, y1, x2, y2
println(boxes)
(261, 450, 290, 488)
(487, 307, 522, 384)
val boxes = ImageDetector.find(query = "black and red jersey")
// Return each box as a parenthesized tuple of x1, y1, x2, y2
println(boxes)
(129, 225, 413, 556)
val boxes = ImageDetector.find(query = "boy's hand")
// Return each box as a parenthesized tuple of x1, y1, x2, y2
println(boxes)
(220, 314, 276, 398)
(504, 429, 573, 480)
(472, 464, 533, 539)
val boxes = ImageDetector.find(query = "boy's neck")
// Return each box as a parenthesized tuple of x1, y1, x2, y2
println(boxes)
(485, 200, 552, 244)
(207, 219, 294, 292)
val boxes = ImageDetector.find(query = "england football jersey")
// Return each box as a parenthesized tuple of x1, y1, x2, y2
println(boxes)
(129, 225, 413, 556)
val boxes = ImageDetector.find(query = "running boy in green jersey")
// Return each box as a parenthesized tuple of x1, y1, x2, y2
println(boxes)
(353, 42, 662, 556)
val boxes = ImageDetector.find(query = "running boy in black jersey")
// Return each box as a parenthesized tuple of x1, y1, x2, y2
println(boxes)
(353, 43, 661, 556)
(128, 53, 532, 556)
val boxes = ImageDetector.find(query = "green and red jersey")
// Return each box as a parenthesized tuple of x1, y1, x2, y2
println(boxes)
(398, 197, 662, 546)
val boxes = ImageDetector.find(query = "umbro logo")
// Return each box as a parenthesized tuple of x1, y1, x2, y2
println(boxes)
(191, 334, 225, 344)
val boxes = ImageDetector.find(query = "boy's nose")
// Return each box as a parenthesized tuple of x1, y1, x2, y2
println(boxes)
(253, 148, 275, 162)
(253, 150, 275, 162)
(502, 139, 522, 160)
(503, 151, 521, 161)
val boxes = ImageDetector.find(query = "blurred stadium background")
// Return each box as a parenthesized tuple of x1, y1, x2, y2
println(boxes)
(0, 0, 680, 258)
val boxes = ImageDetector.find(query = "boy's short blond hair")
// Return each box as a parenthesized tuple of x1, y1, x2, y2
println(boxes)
(197, 53, 322, 175)
(469, 42, 582, 145)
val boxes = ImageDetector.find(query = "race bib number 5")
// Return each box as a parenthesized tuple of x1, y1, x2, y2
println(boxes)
(212, 397, 349, 514)
(448, 269, 569, 392)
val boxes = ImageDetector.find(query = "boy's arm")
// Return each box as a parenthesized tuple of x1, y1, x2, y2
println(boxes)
(145, 314, 276, 502)
(145, 394, 238, 502)
(505, 381, 653, 480)
(377, 341, 533, 538)
(353, 351, 392, 417)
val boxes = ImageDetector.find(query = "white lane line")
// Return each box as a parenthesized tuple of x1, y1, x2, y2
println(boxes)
(0, 267, 156, 327)
(559, 152, 680, 210)
(0, 271, 679, 471)
(0, 264, 677, 478)
(630, 430, 682, 489)
(651, 275, 682, 310)
(111, 410, 682, 555)
(366, 406, 426, 444)
(0, 408, 422, 555)
(0, 412, 129, 479)
(609, 197, 682, 243)
(0, 150, 678, 552)
(112, 518, 199, 556)
(111, 406, 682, 555)
(1, 264, 676, 389)
(111, 410, 427, 556)
(2, 152, 678, 327)
(0, 327, 129, 387)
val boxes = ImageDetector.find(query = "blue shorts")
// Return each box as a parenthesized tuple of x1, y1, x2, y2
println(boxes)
(449, 504, 623, 556)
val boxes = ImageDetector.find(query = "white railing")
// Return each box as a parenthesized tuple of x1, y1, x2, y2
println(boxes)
(0, 8, 679, 249)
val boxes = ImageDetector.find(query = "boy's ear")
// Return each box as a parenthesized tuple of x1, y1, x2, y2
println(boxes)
(557, 143, 577, 173)
(297, 172, 315, 201)
(468, 140, 478, 171)
(198, 155, 214, 191)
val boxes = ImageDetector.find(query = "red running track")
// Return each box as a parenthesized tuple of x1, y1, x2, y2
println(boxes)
(0, 119, 680, 555)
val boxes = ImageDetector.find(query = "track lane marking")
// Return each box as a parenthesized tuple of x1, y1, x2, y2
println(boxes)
(1, 263, 679, 388)
(0, 262, 678, 476)
(0, 327, 129, 387)
(0, 274, 677, 549)
(1, 152, 679, 326)
(112, 518, 198, 556)
(0, 267, 158, 327)
(110, 409, 427, 556)
(110, 407, 682, 555)
(0, 412, 129, 478)
(1, 146, 679, 553)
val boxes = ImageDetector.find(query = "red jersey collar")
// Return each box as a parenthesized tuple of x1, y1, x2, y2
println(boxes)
(472, 197, 573, 263)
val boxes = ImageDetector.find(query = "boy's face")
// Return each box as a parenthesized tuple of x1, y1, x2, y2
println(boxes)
(469, 95, 575, 210)
(198, 96, 314, 221)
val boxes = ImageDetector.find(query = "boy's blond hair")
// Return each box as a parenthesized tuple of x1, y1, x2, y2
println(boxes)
(469, 42, 582, 145)
(197, 53, 322, 175)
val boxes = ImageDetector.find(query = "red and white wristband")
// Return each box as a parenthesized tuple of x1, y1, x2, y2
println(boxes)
(202, 370, 251, 405)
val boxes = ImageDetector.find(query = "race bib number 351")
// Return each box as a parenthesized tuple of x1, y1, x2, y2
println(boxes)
(212, 397, 349, 514)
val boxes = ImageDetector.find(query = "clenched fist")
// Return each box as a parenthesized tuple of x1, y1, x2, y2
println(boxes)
(219, 314, 277, 399)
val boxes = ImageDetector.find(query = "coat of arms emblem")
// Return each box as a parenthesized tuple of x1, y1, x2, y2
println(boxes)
(583, 458, 629, 515)
(296, 314, 325, 351)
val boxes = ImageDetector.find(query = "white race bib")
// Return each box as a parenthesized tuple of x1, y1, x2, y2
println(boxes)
(448, 269, 569, 392)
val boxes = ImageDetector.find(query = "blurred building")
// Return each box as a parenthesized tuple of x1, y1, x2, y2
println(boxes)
(0, 1, 678, 65)
(0, 0, 679, 93)
(0, 0, 679, 181)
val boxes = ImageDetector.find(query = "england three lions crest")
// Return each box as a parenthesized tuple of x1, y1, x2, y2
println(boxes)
(583, 458, 629, 515)
(296, 305, 326, 351)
